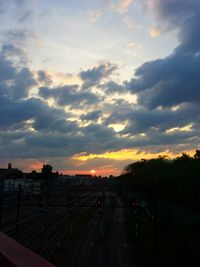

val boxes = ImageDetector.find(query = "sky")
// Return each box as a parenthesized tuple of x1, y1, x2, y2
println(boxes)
(0, 0, 200, 176)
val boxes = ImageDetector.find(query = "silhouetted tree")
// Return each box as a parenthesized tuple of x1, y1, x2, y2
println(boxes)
(194, 149, 200, 160)
(42, 164, 53, 175)
(119, 150, 200, 267)
(119, 150, 200, 211)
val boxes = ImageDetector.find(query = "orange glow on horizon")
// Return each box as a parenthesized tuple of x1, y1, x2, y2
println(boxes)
(8, 149, 197, 177)
(74, 149, 196, 162)
(60, 168, 120, 177)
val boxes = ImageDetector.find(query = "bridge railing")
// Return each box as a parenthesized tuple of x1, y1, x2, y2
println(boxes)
(0, 232, 56, 267)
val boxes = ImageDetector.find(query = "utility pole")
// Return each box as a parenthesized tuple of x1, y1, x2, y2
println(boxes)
(0, 177, 5, 229)
(16, 184, 22, 236)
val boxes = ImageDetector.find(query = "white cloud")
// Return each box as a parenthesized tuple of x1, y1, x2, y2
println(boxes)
(87, 10, 102, 23)
(149, 26, 162, 37)
(128, 42, 143, 49)
(112, 0, 133, 14)
(122, 16, 135, 28)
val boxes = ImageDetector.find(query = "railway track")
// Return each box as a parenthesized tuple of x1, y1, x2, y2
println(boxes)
(71, 213, 99, 267)
(2, 191, 97, 261)
(2, 191, 91, 236)
(1, 206, 40, 229)
(39, 193, 99, 262)
(17, 207, 69, 244)
(39, 206, 93, 260)
(2, 189, 133, 267)
(111, 197, 130, 267)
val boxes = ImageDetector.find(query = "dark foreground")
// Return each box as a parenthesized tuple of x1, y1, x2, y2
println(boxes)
(1, 182, 200, 267)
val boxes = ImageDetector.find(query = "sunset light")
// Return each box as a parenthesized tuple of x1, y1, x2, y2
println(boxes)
(1, 1, 199, 266)
(0, 0, 199, 175)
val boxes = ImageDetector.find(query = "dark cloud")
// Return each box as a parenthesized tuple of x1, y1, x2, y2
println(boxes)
(98, 80, 127, 95)
(1, 0, 200, 168)
(128, 53, 200, 109)
(1, 44, 24, 58)
(12, 68, 36, 99)
(153, 3, 199, 57)
(0, 45, 35, 100)
(79, 63, 117, 90)
(81, 110, 101, 121)
(37, 70, 52, 85)
(0, 53, 16, 81)
(103, 99, 134, 126)
(148, 0, 198, 25)
(116, 0, 200, 153)
(0, 46, 78, 135)
(39, 85, 101, 107)
(122, 105, 200, 135)
(147, 0, 200, 54)
(127, 1, 200, 109)
(0, 96, 72, 132)
(1, 43, 28, 66)
(83, 123, 116, 142)
(0, 47, 134, 160)
(0, 122, 131, 159)
(3, 122, 130, 159)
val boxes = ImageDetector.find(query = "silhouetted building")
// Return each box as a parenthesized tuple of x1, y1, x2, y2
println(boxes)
(8, 163, 12, 170)
(0, 163, 22, 180)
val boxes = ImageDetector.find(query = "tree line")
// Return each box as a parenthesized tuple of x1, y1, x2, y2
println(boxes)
(119, 150, 200, 211)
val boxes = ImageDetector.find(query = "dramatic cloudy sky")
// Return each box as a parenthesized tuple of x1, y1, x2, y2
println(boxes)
(0, 0, 200, 175)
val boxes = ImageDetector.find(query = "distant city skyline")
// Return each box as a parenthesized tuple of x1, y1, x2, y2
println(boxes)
(0, 0, 200, 176)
